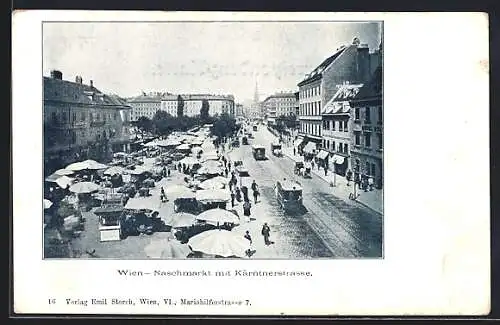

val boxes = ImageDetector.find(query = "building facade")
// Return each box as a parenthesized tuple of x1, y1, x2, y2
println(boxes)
(262, 92, 297, 125)
(128, 92, 163, 121)
(235, 103, 244, 117)
(349, 66, 383, 188)
(321, 83, 364, 176)
(43, 70, 132, 174)
(297, 37, 373, 153)
(158, 94, 235, 118)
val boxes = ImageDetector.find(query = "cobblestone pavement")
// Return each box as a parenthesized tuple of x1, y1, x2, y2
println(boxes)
(67, 131, 382, 259)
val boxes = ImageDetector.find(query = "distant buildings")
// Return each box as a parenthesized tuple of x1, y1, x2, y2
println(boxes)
(127, 92, 163, 121)
(128, 93, 235, 121)
(261, 92, 297, 125)
(43, 70, 132, 172)
(235, 103, 244, 117)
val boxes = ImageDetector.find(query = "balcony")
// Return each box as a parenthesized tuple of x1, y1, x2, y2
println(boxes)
(90, 121, 106, 127)
(71, 121, 87, 128)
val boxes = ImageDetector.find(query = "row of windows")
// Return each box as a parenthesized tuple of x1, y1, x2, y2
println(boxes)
(323, 139, 349, 155)
(354, 131, 383, 149)
(299, 101, 322, 116)
(354, 106, 383, 123)
(322, 120, 349, 132)
(300, 121, 321, 137)
(50, 111, 119, 123)
(299, 85, 321, 99)
(135, 102, 160, 107)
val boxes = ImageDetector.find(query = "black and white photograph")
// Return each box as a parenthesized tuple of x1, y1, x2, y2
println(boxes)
(42, 21, 383, 260)
(13, 11, 490, 315)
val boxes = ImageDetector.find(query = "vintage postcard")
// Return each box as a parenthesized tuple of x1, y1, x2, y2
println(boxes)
(12, 11, 490, 316)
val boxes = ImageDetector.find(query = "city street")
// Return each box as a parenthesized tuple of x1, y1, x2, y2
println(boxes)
(228, 126, 383, 258)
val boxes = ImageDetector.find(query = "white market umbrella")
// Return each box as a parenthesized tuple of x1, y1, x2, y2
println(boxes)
(125, 197, 162, 211)
(143, 141, 159, 147)
(161, 212, 197, 228)
(144, 238, 192, 259)
(188, 229, 249, 258)
(176, 143, 191, 151)
(197, 165, 223, 176)
(45, 173, 62, 182)
(69, 181, 100, 194)
(55, 175, 75, 189)
(104, 166, 126, 176)
(164, 185, 196, 200)
(126, 166, 151, 175)
(43, 199, 53, 210)
(198, 176, 228, 190)
(191, 147, 203, 155)
(156, 139, 181, 147)
(195, 190, 230, 203)
(196, 208, 240, 224)
(200, 152, 219, 162)
(54, 168, 74, 176)
(66, 159, 108, 171)
(179, 157, 200, 167)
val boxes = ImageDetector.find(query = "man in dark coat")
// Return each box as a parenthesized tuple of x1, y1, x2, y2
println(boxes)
(261, 223, 271, 245)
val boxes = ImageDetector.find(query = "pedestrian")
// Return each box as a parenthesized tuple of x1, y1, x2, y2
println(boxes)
(230, 188, 236, 208)
(244, 230, 253, 257)
(261, 223, 271, 245)
(167, 168, 171, 177)
(228, 161, 232, 171)
(242, 186, 249, 202)
(235, 187, 242, 202)
(368, 176, 374, 191)
(160, 186, 166, 202)
(346, 169, 352, 186)
(324, 165, 328, 176)
(224, 167, 229, 178)
(293, 147, 296, 156)
(243, 201, 252, 220)
(251, 180, 259, 204)
(311, 160, 315, 170)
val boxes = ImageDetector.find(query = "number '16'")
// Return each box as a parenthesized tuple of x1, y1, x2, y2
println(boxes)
(48, 299, 56, 304)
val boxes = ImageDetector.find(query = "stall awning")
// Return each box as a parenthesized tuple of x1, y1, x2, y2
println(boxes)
(332, 155, 345, 165)
(303, 142, 317, 154)
(316, 150, 329, 160)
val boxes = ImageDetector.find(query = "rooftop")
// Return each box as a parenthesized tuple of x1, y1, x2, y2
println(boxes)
(352, 66, 382, 101)
(322, 83, 364, 114)
(297, 46, 348, 87)
(43, 76, 131, 109)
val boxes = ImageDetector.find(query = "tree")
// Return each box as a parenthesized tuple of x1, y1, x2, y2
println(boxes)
(152, 110, 174, 135)
(212, 113, 237, 139)
(134, 116, 154, 134)
(177, 95, 184, 117)
(200, 99, 210, 121)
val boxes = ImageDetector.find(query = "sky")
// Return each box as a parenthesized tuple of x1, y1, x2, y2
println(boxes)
(43, 22, 381, 103)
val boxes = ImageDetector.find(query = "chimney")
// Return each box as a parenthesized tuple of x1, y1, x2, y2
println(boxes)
(50, 70, 63, 80)
(90, 80, 94, 88)
(75, 76, 83, 84)
(357, 44, 370, 83)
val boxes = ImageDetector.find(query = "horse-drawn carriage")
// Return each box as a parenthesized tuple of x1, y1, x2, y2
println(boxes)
(293, 158, 311, 178)
(270, 143, 282, 157)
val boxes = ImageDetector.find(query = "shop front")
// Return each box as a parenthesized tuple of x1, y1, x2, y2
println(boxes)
(330, 153, 349, 176)
(315, 150, 329, 170)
